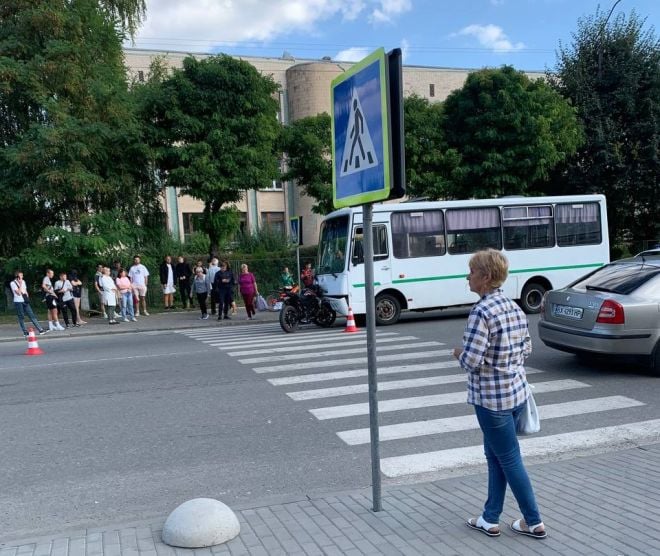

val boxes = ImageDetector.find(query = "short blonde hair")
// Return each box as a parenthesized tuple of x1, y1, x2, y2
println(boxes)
(469, 249, 509, 288)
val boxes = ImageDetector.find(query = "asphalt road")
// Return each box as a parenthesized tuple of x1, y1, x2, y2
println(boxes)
(0, 311, 658, 541)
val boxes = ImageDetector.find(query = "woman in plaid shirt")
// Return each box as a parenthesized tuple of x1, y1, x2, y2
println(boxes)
(453, 249, 546, 540)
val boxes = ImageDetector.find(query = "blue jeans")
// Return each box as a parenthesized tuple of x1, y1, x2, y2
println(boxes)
(120, 292, 135, 319)
(15, 302, 44, 335)
(474, 403, 542, 527)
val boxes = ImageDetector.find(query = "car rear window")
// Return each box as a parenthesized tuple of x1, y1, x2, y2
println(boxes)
(571, 263, 660, 295)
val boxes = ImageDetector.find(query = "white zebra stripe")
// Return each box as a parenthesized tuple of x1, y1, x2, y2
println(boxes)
(380, 419, 660, 477)
(337, 395, 644, 445)
(252, 350, 452, 373)
(227, 335, 416, 356)
(286, 368, 543, 401)
(238, 341, 442, 364)
(310, 379, 590, 420)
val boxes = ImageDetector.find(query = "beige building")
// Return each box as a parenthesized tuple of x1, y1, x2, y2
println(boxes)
(124, 48, 542, 246)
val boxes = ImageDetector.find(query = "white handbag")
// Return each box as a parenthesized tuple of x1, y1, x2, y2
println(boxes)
(517, 386, 541, 435)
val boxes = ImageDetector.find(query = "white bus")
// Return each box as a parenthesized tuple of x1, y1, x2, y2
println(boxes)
(315, 194, 609, 325)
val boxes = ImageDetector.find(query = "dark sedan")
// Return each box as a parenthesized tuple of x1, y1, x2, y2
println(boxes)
(538, 258, 660, 374)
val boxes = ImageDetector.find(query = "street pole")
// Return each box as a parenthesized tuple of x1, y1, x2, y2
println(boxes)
(363, 202, 382, 512)
(598, 0, 623, 78)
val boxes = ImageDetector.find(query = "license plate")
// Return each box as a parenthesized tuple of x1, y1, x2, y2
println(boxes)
(552, 304, 583, 319)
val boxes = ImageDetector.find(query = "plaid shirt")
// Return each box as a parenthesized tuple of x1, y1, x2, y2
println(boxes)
(459, 289, 531, 411)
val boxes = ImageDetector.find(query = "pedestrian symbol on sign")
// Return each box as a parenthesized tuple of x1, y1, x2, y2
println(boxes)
(339, 90, 379, 177)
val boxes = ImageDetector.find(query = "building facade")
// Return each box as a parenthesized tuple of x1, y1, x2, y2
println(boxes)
(124, 48, 542, 246)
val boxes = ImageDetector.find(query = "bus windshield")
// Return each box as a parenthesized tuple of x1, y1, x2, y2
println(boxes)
(318, 215, 349, 274)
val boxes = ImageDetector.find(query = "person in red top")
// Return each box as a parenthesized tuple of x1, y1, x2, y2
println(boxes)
(238, 263, 258, 320)
(300, 262, 315, 288)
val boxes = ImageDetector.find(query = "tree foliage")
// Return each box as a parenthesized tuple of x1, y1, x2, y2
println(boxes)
(0, 0, 159, 257)
(137, 55, 281, 255)
(280, 113, 333, 215)
(403, 95, 458, 200)
(548, 10, 659, 247)
(441, 66, 583, 199)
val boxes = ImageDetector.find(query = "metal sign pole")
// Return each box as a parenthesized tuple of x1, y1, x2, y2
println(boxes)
(363, 202, 382, 512)
(296, 246, 301, 288)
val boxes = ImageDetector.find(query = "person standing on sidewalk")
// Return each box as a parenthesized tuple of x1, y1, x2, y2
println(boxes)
(213, 260, 235, 320)
(42, 269, 64, 331)
(116, 269, 136, 322)
(176, 256, 193, 309)
(206, 257, 220, 315)
(159, 255, 177, 310)
(100, 266, 120, 325)
(128, 256, 150, 316)
(54, 271, 79, 328)
(69, 270, 87, 324)
(93, 264, 107, 319)
(238, 263, 258, 320)
(453, 249, 546, 540)
(192, 266, 210, 319)
(10, 271, 47, 337)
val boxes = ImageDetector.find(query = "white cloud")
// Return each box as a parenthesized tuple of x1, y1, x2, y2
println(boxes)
(334, 46, 372, 62)
(454, 24, 525, 52)
(133, 0, 412, 51)
(370, 0, 412, 24)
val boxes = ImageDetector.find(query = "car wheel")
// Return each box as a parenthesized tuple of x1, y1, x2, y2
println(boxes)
(520, 282, 546, 314)
(375, 293, 401, 326)
(652, 341, 660, 377)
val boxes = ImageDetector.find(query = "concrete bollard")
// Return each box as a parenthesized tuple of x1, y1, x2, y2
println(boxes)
(161, 498, 240, 548)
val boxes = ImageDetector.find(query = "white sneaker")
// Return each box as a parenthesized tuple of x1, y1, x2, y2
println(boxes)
(103, 313, 108, 319)
(135, 311, 140, 316)
(123, 317, 130, 322)
(143, 311, 150, 316)
(56, 323, 65, 331)
(131, 317, 138, 322)
(49, 322, 56, 331)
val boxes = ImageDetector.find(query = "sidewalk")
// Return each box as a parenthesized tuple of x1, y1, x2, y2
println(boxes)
(1, 443, 659, 555)
(0, 307, 282, 343)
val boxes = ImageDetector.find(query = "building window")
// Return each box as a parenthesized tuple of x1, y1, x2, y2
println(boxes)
(429, 84, 435, 97)
(261, 179, 283, 190)
(261, 212, 285, 234)
(182, 212, 204, 241)
(138, 70, 145, 82)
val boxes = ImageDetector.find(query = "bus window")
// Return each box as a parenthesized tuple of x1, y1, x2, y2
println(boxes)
(446, 207, 501, 254)
(392, 210, 446, 258)
(503, 205, 554, 250)
(556, 203, 601, 246)
(351, 225, 389, 265)
(318, 215, 349, 274)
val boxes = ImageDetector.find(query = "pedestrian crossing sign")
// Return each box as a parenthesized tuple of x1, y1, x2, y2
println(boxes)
(332, 48, 391, 208)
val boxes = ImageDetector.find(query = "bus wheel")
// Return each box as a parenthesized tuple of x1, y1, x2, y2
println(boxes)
(520, 282, 546, 314)
(375, 294, 401, 326)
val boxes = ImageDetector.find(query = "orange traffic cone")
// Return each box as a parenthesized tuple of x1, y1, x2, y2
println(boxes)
(25, 327, 44, 356)
(344, 307, 359, 333)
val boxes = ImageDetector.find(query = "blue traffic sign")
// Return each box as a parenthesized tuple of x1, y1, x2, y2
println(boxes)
(331, 48, 391, 208)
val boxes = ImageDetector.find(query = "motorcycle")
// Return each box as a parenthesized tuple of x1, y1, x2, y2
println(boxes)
(279, 284, 337, 333)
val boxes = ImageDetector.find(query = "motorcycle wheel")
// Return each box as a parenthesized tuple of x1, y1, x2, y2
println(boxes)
(279, 305, 300, 333)
(314, 305, 336, 328)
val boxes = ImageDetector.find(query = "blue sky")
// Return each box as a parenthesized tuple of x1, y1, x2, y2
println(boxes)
(132, 1, 659, 71)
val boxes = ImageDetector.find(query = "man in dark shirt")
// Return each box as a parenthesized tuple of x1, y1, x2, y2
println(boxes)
(176, 256, 193, 309)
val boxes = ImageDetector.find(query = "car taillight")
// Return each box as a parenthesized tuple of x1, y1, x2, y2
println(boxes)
(540, 292, 548, 319)
(596, 299, 625, 324)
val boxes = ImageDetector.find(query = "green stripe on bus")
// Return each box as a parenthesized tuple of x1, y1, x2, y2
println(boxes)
(352, 262, 604, 288)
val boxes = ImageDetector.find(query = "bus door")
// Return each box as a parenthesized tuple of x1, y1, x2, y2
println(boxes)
(349, 224, 392, 309)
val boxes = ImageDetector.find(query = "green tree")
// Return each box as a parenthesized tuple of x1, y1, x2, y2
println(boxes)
(0, 0, 157, 257)
(403, 95, 459, 200)
(441, 66, 583, 199)
(548, 10, 659, 248)
(280, 113, 333, 215)
(137, 55, 281, 255)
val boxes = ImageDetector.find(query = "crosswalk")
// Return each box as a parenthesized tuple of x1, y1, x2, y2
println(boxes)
(176, 324, 654, 479)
